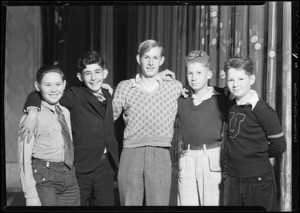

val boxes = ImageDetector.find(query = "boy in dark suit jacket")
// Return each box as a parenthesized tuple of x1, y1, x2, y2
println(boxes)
(19, 51, 119, 206)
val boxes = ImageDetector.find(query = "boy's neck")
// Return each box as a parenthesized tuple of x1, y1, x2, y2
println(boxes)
(193, 85, 210, 98)
(140, 75, 159, 88)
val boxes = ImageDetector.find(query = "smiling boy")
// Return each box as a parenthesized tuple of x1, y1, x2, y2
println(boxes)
(19, 51, 119, 206)
(113, 40, 183, 206)
(18, 65, 80, 206)
(223, 57, 286, 211)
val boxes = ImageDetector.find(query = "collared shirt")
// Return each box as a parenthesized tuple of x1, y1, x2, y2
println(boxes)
(18, 100, 72, 199)
(130, 73, 163, 92)
(191, 86, 220, 106)
(236, 89, 259, 110)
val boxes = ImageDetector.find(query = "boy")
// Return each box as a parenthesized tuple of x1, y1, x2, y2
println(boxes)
(113, 39, 183, 206)
(18, 65, 80, 206)
(176, 50, 228, 206)
(222, 56, 286, 211)
(19, 51, 119, 206)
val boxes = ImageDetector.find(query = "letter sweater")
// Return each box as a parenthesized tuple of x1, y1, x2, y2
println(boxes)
(113, 79, 183, 148)
(226, 98, 286, 178)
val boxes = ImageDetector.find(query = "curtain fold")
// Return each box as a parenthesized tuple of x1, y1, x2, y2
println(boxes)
(280, 2, 292, 211)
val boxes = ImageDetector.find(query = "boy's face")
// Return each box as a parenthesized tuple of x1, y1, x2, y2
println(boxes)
(226, 68, 255, 101)
(186, 62, 212, 93)
(77, 63, 108, 93)
(137, 47, 165, 78)
(34, 72, 66, 105)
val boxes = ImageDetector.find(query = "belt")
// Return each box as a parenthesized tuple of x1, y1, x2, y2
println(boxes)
(182, 142, 220, 151)
(31, 157, 67, 168)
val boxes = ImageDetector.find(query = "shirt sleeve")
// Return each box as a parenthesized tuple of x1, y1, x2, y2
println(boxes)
(112, 81, 127, 121)
(175, 80, 184, 98)
(18, 116, 39, 200)
(254, 103, 287, 158)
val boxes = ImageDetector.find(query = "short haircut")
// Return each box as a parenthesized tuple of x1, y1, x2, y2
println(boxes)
(223, 56, 254, 76)
(77, 51, 105, 73)
(137, 39, 164, 57)
(185, 50, 210, 69)
(36, 65, 64, 84)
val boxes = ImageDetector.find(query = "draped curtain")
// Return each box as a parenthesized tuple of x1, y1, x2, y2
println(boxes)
(39, 2, 292, 210)
(123, 2, 292, 210)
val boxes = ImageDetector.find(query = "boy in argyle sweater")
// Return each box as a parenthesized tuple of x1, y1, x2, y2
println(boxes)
(113, 39, 183, 206)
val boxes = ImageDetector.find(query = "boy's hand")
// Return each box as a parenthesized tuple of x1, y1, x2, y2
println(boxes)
(181, 88, 190, 98)
(158, 69, 175, 81)
(102, 83, 114, 95)
(19, 108, 38, 143)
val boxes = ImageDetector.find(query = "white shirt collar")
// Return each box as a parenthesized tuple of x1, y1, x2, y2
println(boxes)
(41, 100, 64, 113)
(130, 73, 163, 88)
(191, 86, 220, 106)
(236, 89, 259, 110)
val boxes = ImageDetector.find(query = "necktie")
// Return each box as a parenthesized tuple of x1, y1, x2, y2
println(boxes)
(55, 105, 74, 169)
(94, 93, 106, 102)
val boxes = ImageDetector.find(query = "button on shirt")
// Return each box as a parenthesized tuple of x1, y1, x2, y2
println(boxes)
(18, 100, 72, 199)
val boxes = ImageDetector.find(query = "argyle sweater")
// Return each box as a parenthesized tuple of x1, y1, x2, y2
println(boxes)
(226, 98, 286, 178)
(113, 79, 183, 148)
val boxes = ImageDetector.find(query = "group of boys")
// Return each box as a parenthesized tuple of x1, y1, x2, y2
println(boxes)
(18, 39, 286, 211)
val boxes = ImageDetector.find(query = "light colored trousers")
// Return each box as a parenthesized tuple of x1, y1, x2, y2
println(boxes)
(118, 146, 172, 206)
(177, 146, 222, 206)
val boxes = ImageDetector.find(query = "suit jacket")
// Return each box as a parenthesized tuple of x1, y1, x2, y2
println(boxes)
(24, 85, 119, 173)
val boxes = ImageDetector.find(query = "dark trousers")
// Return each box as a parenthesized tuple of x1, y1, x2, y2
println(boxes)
(223, 170, 278, 212)
(32, 158, 80, 206)
(76, 153, 115, 206)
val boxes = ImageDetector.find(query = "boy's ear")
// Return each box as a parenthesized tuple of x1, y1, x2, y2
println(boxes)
(103, 69, 108, 79)
(77, 72, 83, 82)
(63, 80, 67, 89)
(207, 70, 213, 79)
(159, 56, 165, 66)
(136, 54, 141, 65)
(34, 81, 40, 92)
(250, 74, 255, 85)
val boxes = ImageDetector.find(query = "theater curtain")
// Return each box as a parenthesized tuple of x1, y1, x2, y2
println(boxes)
(39, 2, 292, 210)
(123, 2, 292, 211)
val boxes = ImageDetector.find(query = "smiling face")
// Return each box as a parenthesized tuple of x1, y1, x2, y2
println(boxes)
(35, 72, 66, 105)
(77, 63, 108, 93)
(226, 68, 255, 102)
(137, 46, 165, 78)
(186, 62, 212, 94)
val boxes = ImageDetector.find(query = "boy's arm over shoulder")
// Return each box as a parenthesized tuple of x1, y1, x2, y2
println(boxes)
(59, 87, 78, 109)
(254, 100, 287, 157)
(112, 80, 129, 121)
(23, 91, 41, 111)
(171, 80, 183, 97)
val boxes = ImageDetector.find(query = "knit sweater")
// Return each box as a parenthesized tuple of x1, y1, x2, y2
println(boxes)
(226, 98, 286, 178)
(177, 89, 228, 149)
(113, 77, 183, 148)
